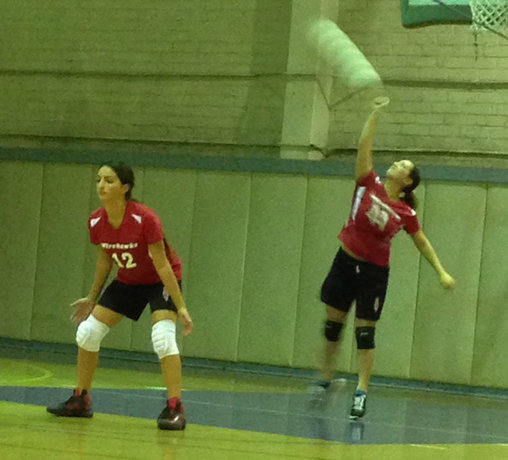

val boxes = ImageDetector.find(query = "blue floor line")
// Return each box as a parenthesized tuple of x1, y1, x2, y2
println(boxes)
(2, 336, 508, 400)
(2, 385, 508, 445)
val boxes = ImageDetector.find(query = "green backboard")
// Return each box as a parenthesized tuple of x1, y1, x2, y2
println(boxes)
(401, 0, 472, 27)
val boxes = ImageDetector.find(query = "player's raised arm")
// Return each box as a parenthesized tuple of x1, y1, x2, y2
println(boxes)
(355, 96, 390, 181)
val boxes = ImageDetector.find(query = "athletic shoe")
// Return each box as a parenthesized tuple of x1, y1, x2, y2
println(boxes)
(46, 389, 93, 418)
(349, 390, 367, 420)
(157, 398, 186, 430)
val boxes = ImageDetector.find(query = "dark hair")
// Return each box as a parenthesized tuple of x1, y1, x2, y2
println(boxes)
(100, 162, 135, 200)
(401, 165, 420, 210)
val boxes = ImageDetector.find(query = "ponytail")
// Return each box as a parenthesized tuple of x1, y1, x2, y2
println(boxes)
(401, 165, 420, 210)
(401, 190, 417, 210)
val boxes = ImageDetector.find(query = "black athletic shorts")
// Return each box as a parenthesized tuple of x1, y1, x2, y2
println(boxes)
(320, 248, 389, 321)
(98, 280, 180, 321)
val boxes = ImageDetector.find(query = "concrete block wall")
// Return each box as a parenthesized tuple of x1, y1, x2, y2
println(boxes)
(1, 0, 507, 157)
(330, 0, 508, 155)
(0, 0, 291, 146)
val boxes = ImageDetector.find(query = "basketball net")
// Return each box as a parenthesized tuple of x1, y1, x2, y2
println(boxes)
(469, 0, 508, 34)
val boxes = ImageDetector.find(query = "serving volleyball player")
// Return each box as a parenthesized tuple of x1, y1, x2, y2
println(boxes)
(47, 162, 192, 430)
(313, 97, 455, 419)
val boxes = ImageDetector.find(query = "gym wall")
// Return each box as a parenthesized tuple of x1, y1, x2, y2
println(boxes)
(1, 158, 508, 389)
(1, 0, 508, 389)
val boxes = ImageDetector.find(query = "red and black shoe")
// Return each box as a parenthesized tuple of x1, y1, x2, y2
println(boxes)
(47, 389, 93, 418)
(157, 397, 186, 430)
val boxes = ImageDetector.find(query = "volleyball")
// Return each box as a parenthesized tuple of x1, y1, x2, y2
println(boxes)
(306, 18, 382, 91)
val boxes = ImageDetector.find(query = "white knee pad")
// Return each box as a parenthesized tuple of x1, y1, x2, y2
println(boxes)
(76, 315, 110, 352)
(152, 320, 179, 359)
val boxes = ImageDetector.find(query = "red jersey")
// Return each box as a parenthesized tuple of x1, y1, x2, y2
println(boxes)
(88, 201, 182, 284)
(339, 171, 420, 266)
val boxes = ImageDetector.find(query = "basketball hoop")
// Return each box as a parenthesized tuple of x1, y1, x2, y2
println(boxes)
(469, 0, 508, 34)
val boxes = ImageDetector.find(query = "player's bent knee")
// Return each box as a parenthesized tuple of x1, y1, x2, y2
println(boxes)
(355, 326, 375, 349)
(324, 320, 344, 342)
(152, 319, 179, 359)
(76, 315, 110, 352)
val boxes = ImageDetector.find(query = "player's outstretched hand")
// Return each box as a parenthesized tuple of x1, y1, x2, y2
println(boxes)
(373, 95, 390, 111)
(439, 272, 456, 289)
(70, 297, 95, 324)
(178, 307, 193, 336)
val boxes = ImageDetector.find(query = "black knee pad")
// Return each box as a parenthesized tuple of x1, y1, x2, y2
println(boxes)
(324, 320, 344, 342)
(356, 326, 375, 349)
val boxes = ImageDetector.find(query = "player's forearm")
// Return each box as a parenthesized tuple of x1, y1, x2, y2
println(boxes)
(418, 239, 447, 277)
(359, 110, 380, 148)
(154, 261, 187, 312)
(87, 260, 112, 302)
(355, 110, 380, 178)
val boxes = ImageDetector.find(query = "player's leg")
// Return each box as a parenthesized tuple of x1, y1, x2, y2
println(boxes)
(320, 306, 348, 382)
(152, 310, 181, 399)
(350, 263, 389, 419)
(355, 318, 377, 393)
(47, 281, 134, 418)
(150, 283, 186, 430)
(312, 248, 357, 398)
(46, 305, 123, 417)
(350, 318, 376, 420)
(77, 305, 123, 391)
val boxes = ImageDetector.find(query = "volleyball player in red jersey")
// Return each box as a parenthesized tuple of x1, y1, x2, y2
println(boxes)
(47, 162, 192, 430)
(313, 97, 455, 420)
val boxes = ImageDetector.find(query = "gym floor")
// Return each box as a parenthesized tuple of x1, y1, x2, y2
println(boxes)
(1, 344, 508, 460)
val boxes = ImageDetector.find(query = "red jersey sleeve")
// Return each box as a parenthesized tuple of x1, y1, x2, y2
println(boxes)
(403, 210, 420, 235)
(89, 228, 98, 244)
(143, 210, 165, 245)
(356, 171, 378, 187)
(88, 211, 102, 245)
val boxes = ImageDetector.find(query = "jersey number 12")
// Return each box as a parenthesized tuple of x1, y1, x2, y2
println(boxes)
(111, 252, 137, 269)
